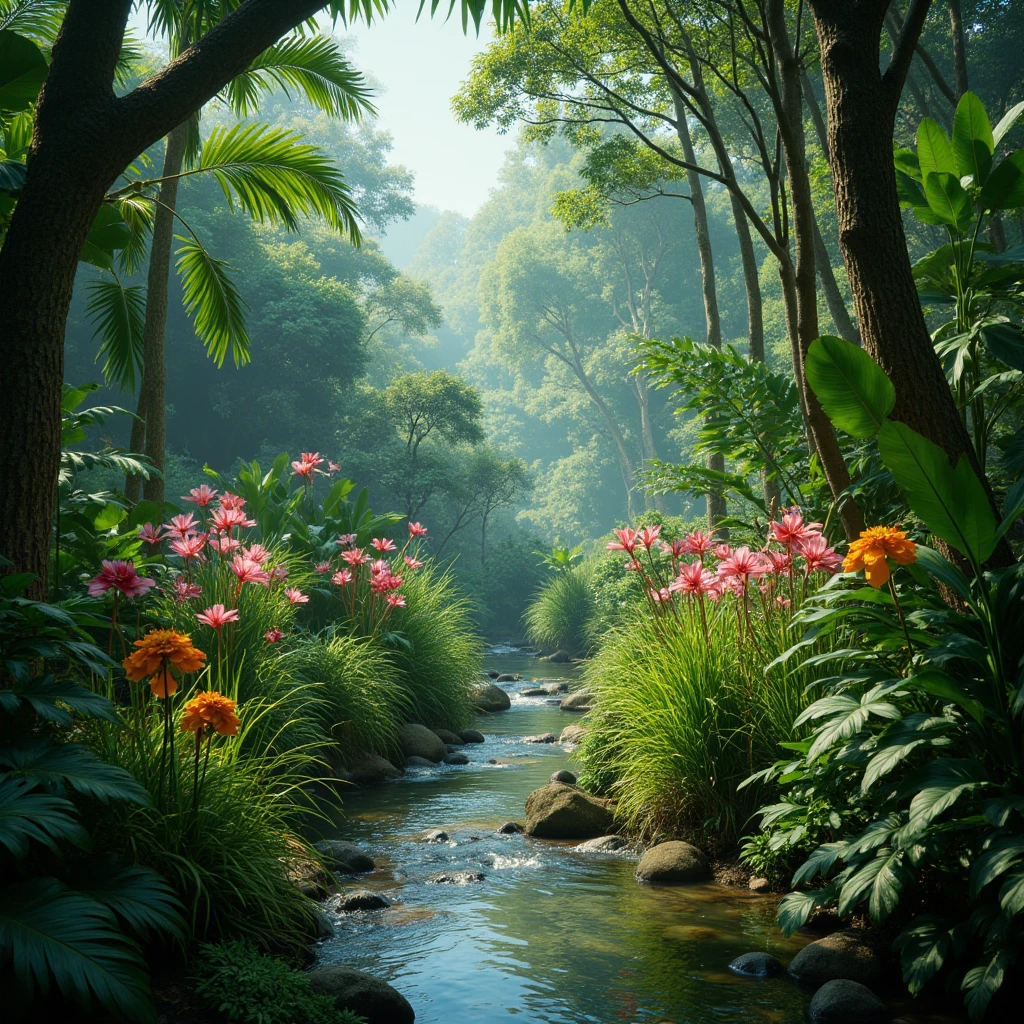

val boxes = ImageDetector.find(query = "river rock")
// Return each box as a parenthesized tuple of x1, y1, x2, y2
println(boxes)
(524, 733, 557, 744)
(576, 835, 629, 853)
(544, 650, 572, 663)
(471, 683, 512, 712)
(809, 980, 888, 1023)
(550, 769, 577, 784)
(398, 724, 448, 763)
(524, 782, 615, 839)
(286, 852, 334, 898)
(729, 952, 784, 978)
(635, 841, 711, 884)
(422, 829, 450, 843)
(313, 840, 375, 875)
(338, 889, 391, 912)
(432, 728, 463, 745)
(559, 725, 586, 744)
(308, 966, 415, 1024)
(521, 688, 547, 696)
(789, 931, 885, 988)
(427, 871, 485, 884)
(497, 821, 524, 834)
(544, 682, 570, 693)
(459, 729, 485, 743)
(486, 669, 499, 679)
(344, 754, 402, 786)
(748, 876, 771, 892)
(560, 690, 594, 712)
(443, 752, 469, 765)
(495, 673, 519, 682)
(405, 755, 434, 767)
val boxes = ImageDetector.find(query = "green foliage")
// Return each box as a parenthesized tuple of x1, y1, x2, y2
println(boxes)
(194, 940, 365, 1024)
(524, 561, 596, 657)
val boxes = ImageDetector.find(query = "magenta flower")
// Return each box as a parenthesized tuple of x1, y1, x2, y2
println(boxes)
(336, 534, 357, 547)
(284, 588, 309, 604)
(182, 484, 218, 507)
(385, 593, 406, 608)
(211, 506, 255, 533)
(369, 559, 391, 576)
(800, 535, 844, 574)
(637, 525, 661, 550)
(196, 604, 239, 631)
(770, 510, 821, 550)
(408, 522, 428, 537)
(138, 523, 163, 546)
(404, 555, 423, 570)
(230, 556, 270, 586)
(314, 561, 332, 574)
(163, 513, 197, 538)
(270, 566, 288, 583)
(241, 543, 271, 565)
(331, 569, 353, 587)
(607, 527, 638, 555)
(371, 537, 397, 553)
(341, 548, 367, 567)
(169, 533, 207, 560)
(714, 543, 733, 561)
(265, 628, 285, 644)
(172, 578, 202, 603)
(670, 561, 717, 596)
(87, 560, 155, 598)
(717, 546, 763, 582)
(661, 538, 689, 560)
(208, 536, 241, 554)
(649, 587, 673, 603)
(683, 530, 715, 557)
(291, 459, 315, 479)
(764, 550, 792, 575)
(219, 492, 246, 511)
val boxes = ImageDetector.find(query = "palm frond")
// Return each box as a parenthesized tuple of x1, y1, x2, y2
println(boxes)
(66, 864, 186, 942)
(84, 277, 146, 392)
(0, 0, 66, 41)
(0, 777, 88, 857)
(194, 122, 361, 239)
(59, 451, 155, 486)
(226, 34, 374, 120)
(174, 235, 250, 367)
(114, 27, 146, 85)
(114, 195, 154, 275)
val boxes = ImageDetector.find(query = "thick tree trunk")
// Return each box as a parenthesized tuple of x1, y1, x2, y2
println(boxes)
(140, 121, 189, 505)
(124, 398, 147, 502)
(947, 0, 969, 100)
(808, 0, 1014, 565)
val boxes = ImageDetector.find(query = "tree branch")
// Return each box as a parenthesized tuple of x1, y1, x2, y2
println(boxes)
(884, 0, 939, 105)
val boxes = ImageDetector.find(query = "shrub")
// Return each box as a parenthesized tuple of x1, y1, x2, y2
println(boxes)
(524, 561, 597, 657)
(194, 940, 365, 1024)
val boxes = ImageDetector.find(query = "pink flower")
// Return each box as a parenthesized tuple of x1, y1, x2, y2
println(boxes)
(182, 484, 218, 507)
(649, 587, 673, 603)
(230, 556, 270, 586)
(637, 525, 662, 550)
(714, 543, 733, 561)
(369, 559, 391, 576)
(265, 628, 285, 644)
(608, 527, 638, 555)
(371, 537, 397, 552)
(660, 538, 689, 560)
(764, 550, 792, 575)
(331, 569, 353, 587)
(717, 546, 763, 582)
(404, 555, 423, 570)
(138, 523, 163, 546)
(87, 560, 155, 599)
(301, 451, 323, 467)
(196, 604, 239, 631)
(386, 593, 406, 608)
(241, 543, 271, 565)
(408, 522, 428, 537)
(169, 533, 207, 560)
(341, 548, 367, 567)
(770, 510, 821, 550)
(371, 573, 402, 593)
(314, 561, 332, 574)
(163, 513, 197, 538)
(270, 566, 289, 583)
(172, 577, 202, 603)
(336, 534, 357, 547)
(284, 587, 308, 604)
(208, 535, 241, 554)
(219, 492, 246, 511)
(624, 559, 643, 572)
(683, 530, 715, 557)
(800, 534, 844, 575)
(291, 459, 315, 478)
(210, 506, 255, 533)
(328, 461, 342, 473)
(670, 561, 717, 596)
(776, 596, 791, 608)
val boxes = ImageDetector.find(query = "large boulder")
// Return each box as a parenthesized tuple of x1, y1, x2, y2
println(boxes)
(809, 980, 888, 1023)
(635, 841, 711, 884)
(433, 728, 463, 745)
(443, 752, 469, 765)
(313, 840, 375, 875)
(560, 690, 594, 712)
(524, 782, 615, 839)
(344, 754, 402, 786)
(471, 683, 512, 713)
(559, 725, 586, 745)
(308, 966, 415, 1024)
(789, 931, 886, 988)
(397, 724, 447, 763)
(460, 729, 485, 744)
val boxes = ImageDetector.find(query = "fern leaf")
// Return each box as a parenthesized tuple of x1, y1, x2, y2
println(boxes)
(85, 277, 146, 392)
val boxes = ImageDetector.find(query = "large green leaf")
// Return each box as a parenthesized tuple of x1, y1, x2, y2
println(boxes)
(877, 420, 996, 564)
(895, 916, 955, 995)
(11, 675, 121, 725)
(0, 777, 88, 857)
(0, 29, 46, 112)
(804, 335, 894, 438)
(66, 863, 185, 942)
(952, 92, 994, 184)
(917, 117, 957, 179)
(838, 847, 909, 922)
(962, 949, 1012, 1021)
(79, 205, 131, 271)
(980, 151, 1024, 212)
(905, 758, 989, 834)
(993, 99, 1024, 148)
(969, 835, 1024, 898)
(924, 172, 975, 232)
(977, 320, 1024, 370)
(85, 278, 146, 392)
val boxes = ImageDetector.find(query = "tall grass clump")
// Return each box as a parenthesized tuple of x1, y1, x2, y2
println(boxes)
(524, 562, 597, 657)
(384, 563, 481, 731)
(577, 604, 812, 850)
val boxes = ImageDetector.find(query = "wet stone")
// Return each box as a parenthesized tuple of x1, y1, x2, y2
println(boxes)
(422, 830, 450, 843)
(443, 752, 469, 765)
(524, 733, 557, 744)
(427, 870, 485, 885)
(459, 729, 485, 744)
(550, 769, 577, 784)
(338, 889, 391, 913)
(729, 952, 784, 978)
(576, 835, 629, 853)
(497, 821, 524, 834)
(809, 980, 888, 1024)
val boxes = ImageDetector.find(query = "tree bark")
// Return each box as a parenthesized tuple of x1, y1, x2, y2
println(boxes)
(947, 0, 969, 100)
(807, 0, 1014, 565)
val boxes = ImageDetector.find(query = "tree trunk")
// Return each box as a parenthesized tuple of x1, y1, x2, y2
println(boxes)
(812, 211, 861, 344)
(808, 0, 1014, 565)
(124, 396, 147, 502)
(139, 121, 189, 505)
(947, 0, 969, 100)
(672, 90, 727, 530)
(730, 193, 765, 363)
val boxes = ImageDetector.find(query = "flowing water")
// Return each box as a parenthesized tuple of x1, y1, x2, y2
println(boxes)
(314, 648, 818, 1023)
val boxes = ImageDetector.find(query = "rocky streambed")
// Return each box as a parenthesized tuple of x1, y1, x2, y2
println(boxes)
(309, 650, 962, 1024)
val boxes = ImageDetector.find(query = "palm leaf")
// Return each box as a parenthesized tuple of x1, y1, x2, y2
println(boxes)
(174, 235, 250, 367)
(84, 277, 146, 392)
(0, 777, 88, 857)
(66, 863, 186, 941)
(0, 0, 66, 40)
(0, 878, 156, 1023)
(226, 34, 374, 119)
(114, 194, 154, 275)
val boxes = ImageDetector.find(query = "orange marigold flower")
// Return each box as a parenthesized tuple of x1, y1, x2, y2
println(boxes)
(180, 691, 240, 737)
(122, 629, 206, 681)
(842, 526, 917, 588)
(149, 666, 178, 699)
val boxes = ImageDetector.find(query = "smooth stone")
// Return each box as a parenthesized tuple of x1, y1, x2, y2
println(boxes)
(487, 758, 499, 764)
(729, 952, 784, 978)
(544, 650, 571, 662)
(398, 724, 448, 763)
(313, 840, 375, 874)
(443, 752, 469, 765)
(497, 821, 524, 834)
(524, 733, 557, 744)
(459, 729, 485, 743)
(520, 688, 547, 696)
(559, 725, 587, 745)
(789, 931, 885, 988)
(342, 754, 402, 786)
(635, 841, 711, 884)
(486, 669, 499, 679)
(308, 966, 415, 1024)
(427, 871, 485, 884)
(338, 889, 391, 912)
(550, 769, 578, 785)
(433, 728, 463, 745)
(405, 756, 434, 767)
(495, 673, 519, 682)
(524, 782, 615, 839)
(471, 683, 512, 712)
(748, 876, 771, 892)
(560, 690, 593, 712)
(576, 835, 629, 853)
(543, 682, 569, 693)
(422, 829, 450, 843)
(809, 980, 888, 1023)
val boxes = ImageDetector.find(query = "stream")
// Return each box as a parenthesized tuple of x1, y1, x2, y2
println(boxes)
(314, 648, 818, 1023)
